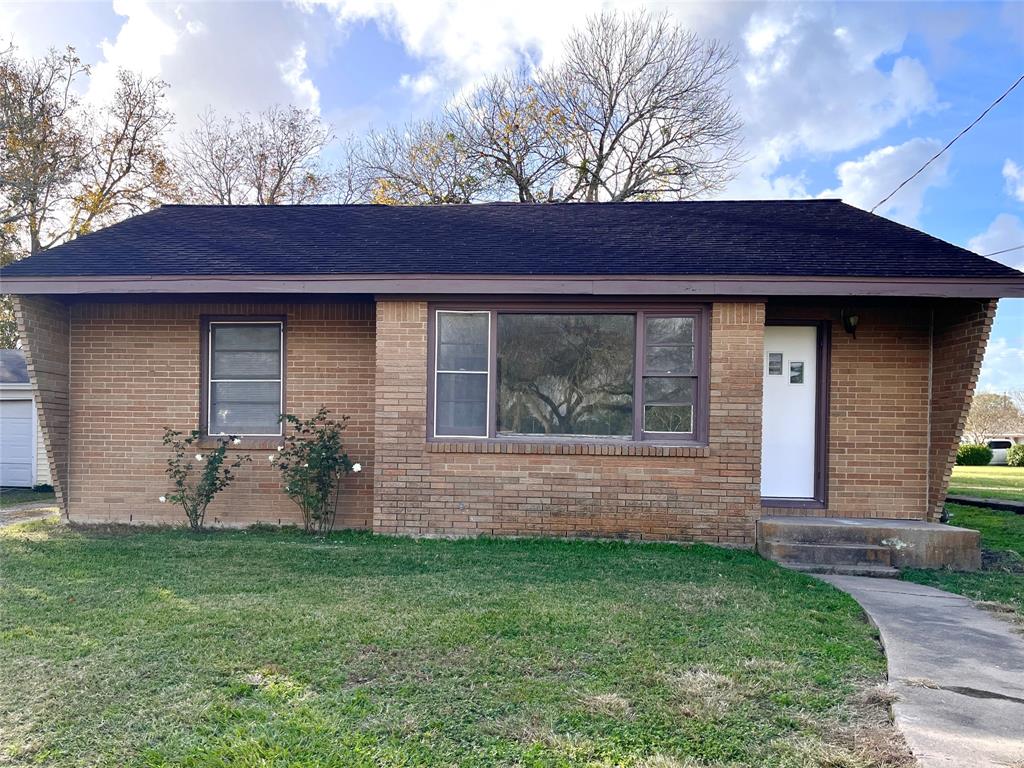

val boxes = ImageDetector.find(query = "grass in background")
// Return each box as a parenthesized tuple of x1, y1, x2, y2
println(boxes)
(0, 486, 56, 510)
(947, 465, 1024, 503)
(903, 503, 1024, 615)
(0, 522, 908, 767)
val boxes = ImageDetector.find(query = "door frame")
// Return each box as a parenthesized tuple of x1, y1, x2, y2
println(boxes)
(761, 319, 831, 509)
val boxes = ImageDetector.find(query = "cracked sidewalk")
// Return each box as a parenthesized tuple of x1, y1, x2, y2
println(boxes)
(821, 575, 1024, 767)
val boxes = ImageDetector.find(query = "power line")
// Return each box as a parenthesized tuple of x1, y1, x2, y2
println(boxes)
(983, 243, 1024, 258)
(870, 72, 1024, 214)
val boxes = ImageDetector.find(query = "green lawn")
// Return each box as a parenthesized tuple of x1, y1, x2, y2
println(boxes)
(903, 503, 1024, 615)
(947, 465, 1024, 502)
(0, 522, 907, 767)
(0, 486, 56, 509)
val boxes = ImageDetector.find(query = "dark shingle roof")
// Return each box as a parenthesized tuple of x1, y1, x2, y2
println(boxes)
(0, 350, 29, 384)
(1, 200, 1020, 279)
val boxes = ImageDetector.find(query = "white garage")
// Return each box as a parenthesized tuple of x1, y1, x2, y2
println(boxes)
(0, 350, 50, 488)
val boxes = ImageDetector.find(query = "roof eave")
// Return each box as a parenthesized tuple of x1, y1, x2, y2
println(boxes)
(2, 273, 1022, 298)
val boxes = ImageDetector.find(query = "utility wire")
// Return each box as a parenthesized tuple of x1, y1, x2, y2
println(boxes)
(870, 72, 1024, 214)
(982, 243, 1024, 258)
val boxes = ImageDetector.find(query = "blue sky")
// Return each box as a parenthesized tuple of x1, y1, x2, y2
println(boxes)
(2, 0, 1022, 389)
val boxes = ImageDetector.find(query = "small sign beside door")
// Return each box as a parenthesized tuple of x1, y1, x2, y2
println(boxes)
(789, 361, 805, 384)
(768, 352, 783, 376)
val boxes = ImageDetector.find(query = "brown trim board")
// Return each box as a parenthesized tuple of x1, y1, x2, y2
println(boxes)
(3, 273, 1022, 297)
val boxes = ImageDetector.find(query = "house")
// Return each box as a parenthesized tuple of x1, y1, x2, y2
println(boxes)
(2, 200, 1022, 569)
(0, 349, 51, 488)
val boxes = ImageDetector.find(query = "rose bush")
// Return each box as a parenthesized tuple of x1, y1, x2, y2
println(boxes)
(272, 407, 361, 535)
(161, 428, 251, 531)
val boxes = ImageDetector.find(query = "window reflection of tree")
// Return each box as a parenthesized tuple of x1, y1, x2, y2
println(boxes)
(498, 314, 635, 436)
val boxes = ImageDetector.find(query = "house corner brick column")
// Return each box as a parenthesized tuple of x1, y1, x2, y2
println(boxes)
(707, 302, 765, 539)
(12, 295, 71, 515)
(373, 299, 430, 535)
(928, 299, 997, 522)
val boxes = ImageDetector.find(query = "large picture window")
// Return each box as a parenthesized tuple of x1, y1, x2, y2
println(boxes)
(205, 320, 284, 436)
(430, 306, 707, 443)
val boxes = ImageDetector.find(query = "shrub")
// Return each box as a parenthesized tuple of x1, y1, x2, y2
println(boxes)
(1007, 443, 1024, 467)
(956, 444, 993, 466)
(272, 407, 362, 535)
(161, 429, 251, 531)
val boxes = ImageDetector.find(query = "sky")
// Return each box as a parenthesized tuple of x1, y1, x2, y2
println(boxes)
(2, 0, 1023, 390)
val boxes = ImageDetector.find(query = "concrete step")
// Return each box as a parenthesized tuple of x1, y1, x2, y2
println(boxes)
(755, 516, 981, 571)
(760, 540, 893, 567)
(780, 562, 900, 578)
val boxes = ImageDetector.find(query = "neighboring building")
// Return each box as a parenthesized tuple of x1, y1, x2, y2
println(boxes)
(1, 201, 1021, 560)
(0, 349, 51, 487)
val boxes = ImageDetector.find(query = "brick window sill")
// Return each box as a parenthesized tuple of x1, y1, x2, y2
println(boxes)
(196, 436, 284, 450)
(427, 440, 710, 458)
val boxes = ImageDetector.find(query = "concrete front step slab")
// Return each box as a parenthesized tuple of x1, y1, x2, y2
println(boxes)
(756, 516, 981, 571)
(782, 562, 900, 578)
(761, 540, 893, 567)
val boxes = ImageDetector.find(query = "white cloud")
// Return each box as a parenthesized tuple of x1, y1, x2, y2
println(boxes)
(279, 43, 321, 114)
(86, 0, 179, 105)
(968, 213, 1024, 270)
(978, 336, 1024, 394)
(1003, 159, 1024, 203)
(819, 138, 949, 225)
(308, 1, 940, 198)
(11, 1, 328, 129)
(399, 72, 439, 97)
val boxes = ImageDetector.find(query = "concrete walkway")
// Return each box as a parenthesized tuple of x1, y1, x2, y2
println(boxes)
(0, 501, 59, 527)
(821, 576, 1024, 768)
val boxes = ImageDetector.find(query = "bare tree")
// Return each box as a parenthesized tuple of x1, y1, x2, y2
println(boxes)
(0, 46, 88, 257)
(240, 106, 333, 204)
(174, 105, 334, 205)
(174, 110, 247, 204)
(67, 71, 174, 237)
(351, 120, 491, 205)
(541, 10, 742, 202)
(358, 9, 742, 205)
(448, 71, 566, 203)
(1, 48, 172, 255)
(964, 392, 1023, 443)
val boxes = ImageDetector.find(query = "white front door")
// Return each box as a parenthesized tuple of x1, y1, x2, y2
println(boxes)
(761, 326, 818, 499)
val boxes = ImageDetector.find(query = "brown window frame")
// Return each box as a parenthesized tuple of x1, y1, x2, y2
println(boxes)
(427, 302, 710, 447)
(199, 315, 287, 439)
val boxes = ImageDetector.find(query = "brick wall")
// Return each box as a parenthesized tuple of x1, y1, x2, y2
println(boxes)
(64, 301, 375, 527)
(927, 299, 997, 521)
(16, 293, 995, 539)
(374, 300, 765, 545)
(13, 296, 70, 514)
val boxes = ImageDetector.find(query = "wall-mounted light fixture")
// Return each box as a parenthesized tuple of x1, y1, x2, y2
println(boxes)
(841, 309, 859, 338)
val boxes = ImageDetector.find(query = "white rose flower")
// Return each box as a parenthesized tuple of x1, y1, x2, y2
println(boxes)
(158, 495, 167, 503)
(268, 454, 277, 462)
(352, 463, 362, 473)
(232, 438, 241, 445)
(195, 453, 203, 461)
(303, 463, 309, 468)
(277, 445, 283, 452)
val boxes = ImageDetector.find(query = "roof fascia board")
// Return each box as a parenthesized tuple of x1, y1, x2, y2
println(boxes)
(2, 274, 1022, 298)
